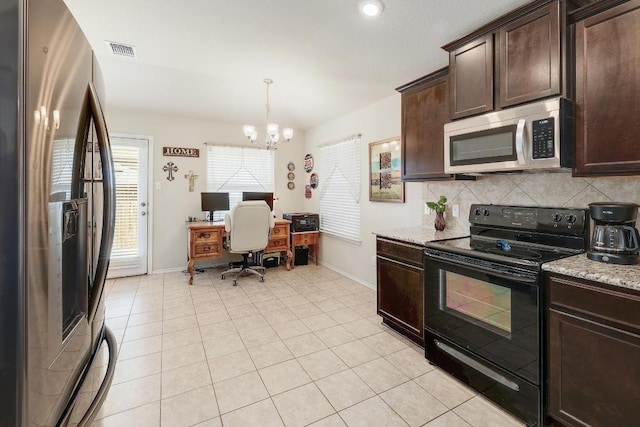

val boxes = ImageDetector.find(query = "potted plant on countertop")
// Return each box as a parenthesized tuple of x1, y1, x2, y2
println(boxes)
(426, 195, 447, 231)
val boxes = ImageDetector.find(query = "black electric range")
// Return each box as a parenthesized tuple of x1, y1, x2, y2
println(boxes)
(422, 204, 589, 427)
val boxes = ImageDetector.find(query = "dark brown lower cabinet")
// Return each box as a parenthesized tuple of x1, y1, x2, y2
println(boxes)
(547, 274, 640, 426)
(376, 238, 424, 345)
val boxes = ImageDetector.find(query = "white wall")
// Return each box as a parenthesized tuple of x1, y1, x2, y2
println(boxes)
(304, 94, 422, 287)
(107, 109, 307, 272)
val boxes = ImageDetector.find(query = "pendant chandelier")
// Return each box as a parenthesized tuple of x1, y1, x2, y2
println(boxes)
(243, 78, 293, 149)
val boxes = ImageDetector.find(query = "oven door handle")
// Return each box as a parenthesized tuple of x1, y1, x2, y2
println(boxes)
(435, 339, 520, 391)
(424, 251, 538, 284)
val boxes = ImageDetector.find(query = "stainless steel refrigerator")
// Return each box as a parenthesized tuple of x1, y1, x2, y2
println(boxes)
(1, 0, 117, 425)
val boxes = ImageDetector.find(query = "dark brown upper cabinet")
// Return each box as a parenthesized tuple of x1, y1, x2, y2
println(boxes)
(499, 3, 560, 107)
(448, 35, 494, 120)
(444, 0, 564, 121)
(573, 0, 640, 176)
(396, 68, 453, 181)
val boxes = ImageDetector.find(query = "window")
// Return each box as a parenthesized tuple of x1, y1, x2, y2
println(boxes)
(206, 145, 274, 220)
(319, 137, 361, 243)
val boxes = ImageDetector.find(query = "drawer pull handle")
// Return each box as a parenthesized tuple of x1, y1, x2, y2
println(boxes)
(204, 246, 211, 251)
(199, 233, 211, 238)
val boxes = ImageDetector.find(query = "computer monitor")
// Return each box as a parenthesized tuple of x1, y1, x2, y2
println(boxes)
(242, 192, 274, 211)
(201, 192, 229, 221)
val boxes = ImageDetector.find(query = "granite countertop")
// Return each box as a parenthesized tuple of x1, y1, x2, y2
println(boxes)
(373, 226, 468, 246)
(543, 254, 640, 292)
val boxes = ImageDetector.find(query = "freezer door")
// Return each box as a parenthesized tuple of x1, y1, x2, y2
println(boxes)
(24, 0, 102, 426)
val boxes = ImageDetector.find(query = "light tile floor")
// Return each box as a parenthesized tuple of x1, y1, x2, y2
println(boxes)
(91, 264, 525, 427)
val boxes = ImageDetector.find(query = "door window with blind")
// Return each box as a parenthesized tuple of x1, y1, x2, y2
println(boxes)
(206, 145, 274, 220)
(108, 137, 149, 277)
(319, 137, 361, 243)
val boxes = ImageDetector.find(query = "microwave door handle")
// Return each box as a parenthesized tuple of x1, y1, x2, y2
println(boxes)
(515, 119, 526, 165)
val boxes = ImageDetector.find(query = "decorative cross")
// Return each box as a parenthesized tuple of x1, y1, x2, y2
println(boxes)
(163, 162, 178, 181)
(184, 170, 198, 192)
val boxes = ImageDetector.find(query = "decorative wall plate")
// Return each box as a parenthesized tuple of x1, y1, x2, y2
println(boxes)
(287, 161, 295, 171)
(310, 172, 318, 189)
(305, 184, 312, 199)
(304, 154, 314, 173)
(287, 171, 295, 180)
(287, 181, 295, 190)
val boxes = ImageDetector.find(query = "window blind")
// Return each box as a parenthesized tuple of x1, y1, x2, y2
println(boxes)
(319, 137, 361, 243)
(206, 145, 274, 220)
(111, 145, 140, 258)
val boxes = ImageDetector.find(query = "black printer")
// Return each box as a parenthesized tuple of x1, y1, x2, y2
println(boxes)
(282, 212, 319, 233)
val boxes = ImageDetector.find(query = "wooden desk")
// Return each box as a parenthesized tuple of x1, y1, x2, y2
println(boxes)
(291, 231, 320, 267)
(186, 219, 291, 284)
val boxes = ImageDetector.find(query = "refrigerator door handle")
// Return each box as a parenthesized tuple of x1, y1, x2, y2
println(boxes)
(87, 82, 116, 321)
(77, 327, 117, 427)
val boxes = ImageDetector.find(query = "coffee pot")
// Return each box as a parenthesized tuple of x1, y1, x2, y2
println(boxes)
(588, 202, 640, 265)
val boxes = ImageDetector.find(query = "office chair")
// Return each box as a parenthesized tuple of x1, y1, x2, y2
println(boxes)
(221, 201, 275, 286)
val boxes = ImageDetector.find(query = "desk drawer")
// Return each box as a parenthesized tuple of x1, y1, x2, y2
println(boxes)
(266, 238, 288, 252)
(271, 224, 289, 237)
(192, 228, 220, 244)
(194, 242, 221, 257)
(293, 233, 318, 246)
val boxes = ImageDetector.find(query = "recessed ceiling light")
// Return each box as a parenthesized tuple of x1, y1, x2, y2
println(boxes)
(360, 0, 384, 18)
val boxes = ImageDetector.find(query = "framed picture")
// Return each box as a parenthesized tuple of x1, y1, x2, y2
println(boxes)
(369, 136, 404, 203)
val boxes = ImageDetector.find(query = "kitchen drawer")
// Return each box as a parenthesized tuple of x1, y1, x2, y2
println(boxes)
(292, 233, 318, 246)
(376, 238, 423, 267)
(191, 228, 221, 244)
(193, 242, 222, 257)
(548, 275, 640, 332)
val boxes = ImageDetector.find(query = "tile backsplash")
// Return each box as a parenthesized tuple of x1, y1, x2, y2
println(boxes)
(422, 172, 640, 233)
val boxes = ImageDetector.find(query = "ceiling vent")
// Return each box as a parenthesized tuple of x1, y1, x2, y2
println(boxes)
(106, 41, 137, 58)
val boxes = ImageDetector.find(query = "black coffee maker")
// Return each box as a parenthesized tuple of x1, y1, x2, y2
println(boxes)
(588, 202, 640, 265)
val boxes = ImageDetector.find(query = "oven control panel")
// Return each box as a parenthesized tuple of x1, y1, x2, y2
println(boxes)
(470, 204, 587, 234)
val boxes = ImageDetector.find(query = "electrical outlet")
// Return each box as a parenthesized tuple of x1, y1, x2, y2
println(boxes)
(424, 205, 431, 215)
(155, 181, 161, 190)
(452, 204, 460, 218)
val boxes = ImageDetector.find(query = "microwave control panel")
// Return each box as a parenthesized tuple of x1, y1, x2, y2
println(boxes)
(532, 117, 555, 159)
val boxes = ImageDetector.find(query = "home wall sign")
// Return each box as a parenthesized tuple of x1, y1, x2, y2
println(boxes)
(163, 146, 200, 158)
(163, 162, 178, 181)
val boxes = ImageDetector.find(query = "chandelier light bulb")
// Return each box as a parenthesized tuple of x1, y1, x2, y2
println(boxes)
(282, 128, 294, 141)
(243, 125, 255, 138)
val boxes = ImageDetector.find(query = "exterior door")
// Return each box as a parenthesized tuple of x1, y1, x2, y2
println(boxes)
(108, 136, 150, 277)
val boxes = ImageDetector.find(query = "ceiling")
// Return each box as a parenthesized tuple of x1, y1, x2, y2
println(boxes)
(63, 0, 530, 131)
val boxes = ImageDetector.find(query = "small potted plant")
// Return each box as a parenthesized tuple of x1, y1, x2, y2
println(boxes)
(426, 195, 447, 231)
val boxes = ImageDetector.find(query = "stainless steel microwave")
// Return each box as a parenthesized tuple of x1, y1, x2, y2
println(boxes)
(444, 97, 573, 174)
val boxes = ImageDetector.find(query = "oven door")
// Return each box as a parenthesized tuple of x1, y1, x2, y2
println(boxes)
(424, 249, 540, 383)
(423, 248, 542, 426)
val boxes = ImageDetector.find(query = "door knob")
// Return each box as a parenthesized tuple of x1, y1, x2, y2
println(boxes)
(141, 212, 147, 216)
